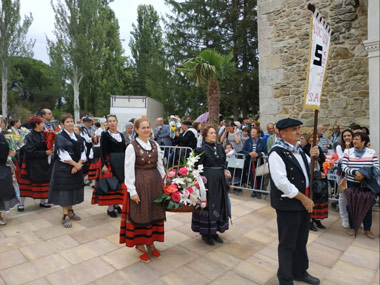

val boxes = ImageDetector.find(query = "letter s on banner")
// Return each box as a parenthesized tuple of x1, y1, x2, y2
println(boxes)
(303, 9, 332, 111)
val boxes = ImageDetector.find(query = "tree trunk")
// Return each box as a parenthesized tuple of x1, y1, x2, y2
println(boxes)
(1, 60, 7, 117)
(207, 78, 220, 126)
(72, 66, 84, 123)
(72, 67, 81, 123)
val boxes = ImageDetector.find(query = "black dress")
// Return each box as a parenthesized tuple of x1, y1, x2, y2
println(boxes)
(303, 143, 328, 219)
(19, 130, 52, 199)
(191, 142, 230, 235)
(0, 133, 18, 211)
(91, 131, 126, 205)
(48, 131, 85, 207)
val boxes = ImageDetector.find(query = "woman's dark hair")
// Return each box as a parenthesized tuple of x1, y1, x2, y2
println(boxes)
(202, 125, 216, 139)
(192, 122, 201, 131)
(28, 116, 43, 129)
(106, 114, 118, 122)
(60, 113, 73, 124)
(339, 129, 353, 150)
(349, 123, 361, 131)
(94, 122, 101, 128)
(361, 126, 369, 135)
(9, 118, 20, 127)
(353, 132, 370, 146)
(134, 118, 150, 137)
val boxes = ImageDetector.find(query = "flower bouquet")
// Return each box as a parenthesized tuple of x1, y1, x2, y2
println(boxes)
(4, 133, 23, 151)
(44, 129, 58, 164)
(154, 152, 207, 212)
(169, 115, 181, 139)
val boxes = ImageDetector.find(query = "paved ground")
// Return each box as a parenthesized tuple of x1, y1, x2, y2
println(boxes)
(0, 187, 379, 285)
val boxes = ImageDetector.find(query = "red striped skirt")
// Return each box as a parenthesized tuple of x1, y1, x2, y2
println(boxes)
(19, 162, 50, 199)
(88, 158, 101, 181)
(311, 201, 328, 219)
(119, 192, 164, 247)
(91, 165, 124, 206)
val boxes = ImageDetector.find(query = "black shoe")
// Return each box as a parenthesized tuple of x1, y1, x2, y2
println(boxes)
(250, 192, 256, 198)
(212, 234, 224, 244)
(314, 219, 326, 229)
(201, 235, 215, 246)
(309, 222, 318, 232)
(114, 206, 122, 214)
(17, 205, 24, 212)
(234, 189, 242, 195)
(294, 273, 320, 285)
(107, 210, 117, 218)
(39, 203, 51, 208)
(256, 194, 261, 199)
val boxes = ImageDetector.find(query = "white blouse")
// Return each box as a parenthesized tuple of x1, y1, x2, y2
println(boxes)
(108, 130, 122, 142)
(124, 137, 165, 196)
(58, 130, 87, 163)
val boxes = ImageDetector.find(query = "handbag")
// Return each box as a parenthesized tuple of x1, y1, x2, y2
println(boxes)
(95, 171, 121, 195)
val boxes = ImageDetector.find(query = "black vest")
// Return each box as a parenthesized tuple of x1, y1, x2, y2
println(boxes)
(269, 146, 310, 211)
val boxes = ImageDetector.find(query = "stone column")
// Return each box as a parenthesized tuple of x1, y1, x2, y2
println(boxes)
(363, 0, 379, 153)
(257, 0, 284, 128)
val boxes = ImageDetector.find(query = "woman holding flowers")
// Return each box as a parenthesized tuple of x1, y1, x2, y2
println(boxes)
(0, 133, 18, 225)
(18, 116, 53, 211)
(192, 125, 231, 246)
(120, 118, 166, 263)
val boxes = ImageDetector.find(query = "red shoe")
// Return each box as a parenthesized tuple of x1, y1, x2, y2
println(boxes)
(136, 246, 150, 262)
(150, 246, 161, 258)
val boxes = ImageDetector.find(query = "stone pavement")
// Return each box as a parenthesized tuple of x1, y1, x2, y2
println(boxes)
(0, 187, 379, 285)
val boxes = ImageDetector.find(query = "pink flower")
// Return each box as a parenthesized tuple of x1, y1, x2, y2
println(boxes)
(164, 184, 178, 195)
(182, 189, 190, 197)
(187, 186, 194, 195)
(178, 167, 189, 176)
(171, 192, 181, 202)
(167, 171, 176, 178)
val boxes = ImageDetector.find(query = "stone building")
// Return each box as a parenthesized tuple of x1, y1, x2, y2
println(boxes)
(258, 0, 379, 153)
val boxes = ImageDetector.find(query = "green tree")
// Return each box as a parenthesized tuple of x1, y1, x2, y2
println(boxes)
(165, 0, 258, 119)
(0, 0, 34, 117)
(48, 0, 105, 122)
(8, 57, 61, 119)
(179, 49, 235, 125)
(129, 5, 168, 102)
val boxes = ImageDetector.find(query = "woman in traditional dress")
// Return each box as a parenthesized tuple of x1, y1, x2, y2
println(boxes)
(91, 115, 125, 217)
(0, 133, 18, 225)
(18, 116, 52, 211)
(303, 132, 328, 231)
(192, 125, 231, 246)
(48, 114, 86, 228)
(120, 118, 166, 262)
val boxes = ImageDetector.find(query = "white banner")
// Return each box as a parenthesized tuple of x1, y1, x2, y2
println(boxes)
(304, 9, 332, 110)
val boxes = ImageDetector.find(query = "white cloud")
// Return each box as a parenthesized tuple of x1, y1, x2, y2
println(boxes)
(20, 0, 171, 64)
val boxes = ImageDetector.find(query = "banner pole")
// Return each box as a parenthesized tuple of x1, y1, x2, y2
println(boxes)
(309, 109, 319, 199)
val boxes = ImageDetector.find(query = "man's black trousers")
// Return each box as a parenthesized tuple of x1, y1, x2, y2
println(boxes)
(276, 210, 310, 285)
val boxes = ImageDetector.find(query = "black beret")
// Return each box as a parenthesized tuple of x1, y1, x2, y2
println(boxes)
(82, 116, 92, 122)
(276, 118, 303, 130)
(181, 121, 192, 126)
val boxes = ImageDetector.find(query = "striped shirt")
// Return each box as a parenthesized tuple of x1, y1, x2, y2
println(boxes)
(342, 147, 379, 184)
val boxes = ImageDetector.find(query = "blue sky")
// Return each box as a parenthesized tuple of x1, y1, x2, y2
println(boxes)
(20, 0, 171, 63)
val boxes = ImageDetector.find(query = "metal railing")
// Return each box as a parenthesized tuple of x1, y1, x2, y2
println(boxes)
(158, 145, 194, 170)
(227, 153, 270, 195)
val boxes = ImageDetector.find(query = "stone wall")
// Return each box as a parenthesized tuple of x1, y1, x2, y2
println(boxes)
(258, 0, 369, 135)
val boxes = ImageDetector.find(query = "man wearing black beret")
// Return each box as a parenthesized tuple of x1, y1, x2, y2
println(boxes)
(173, 121, 197, 150)
(268, 118, 320, 285)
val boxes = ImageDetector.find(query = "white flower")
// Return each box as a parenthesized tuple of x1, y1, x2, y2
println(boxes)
(172, 177, 186, 185)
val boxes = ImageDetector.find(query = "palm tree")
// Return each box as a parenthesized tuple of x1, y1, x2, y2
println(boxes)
(179, 49, 235, 125)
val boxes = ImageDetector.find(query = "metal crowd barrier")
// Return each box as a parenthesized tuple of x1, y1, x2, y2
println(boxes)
(158, 145, 194, 170)
(227, 153, 270, 195)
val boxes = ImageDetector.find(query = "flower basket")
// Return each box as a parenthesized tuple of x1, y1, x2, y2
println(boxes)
(154, 152, 207, 212)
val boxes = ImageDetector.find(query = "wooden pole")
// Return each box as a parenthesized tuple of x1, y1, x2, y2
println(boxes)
(309, 110, 319, 199)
